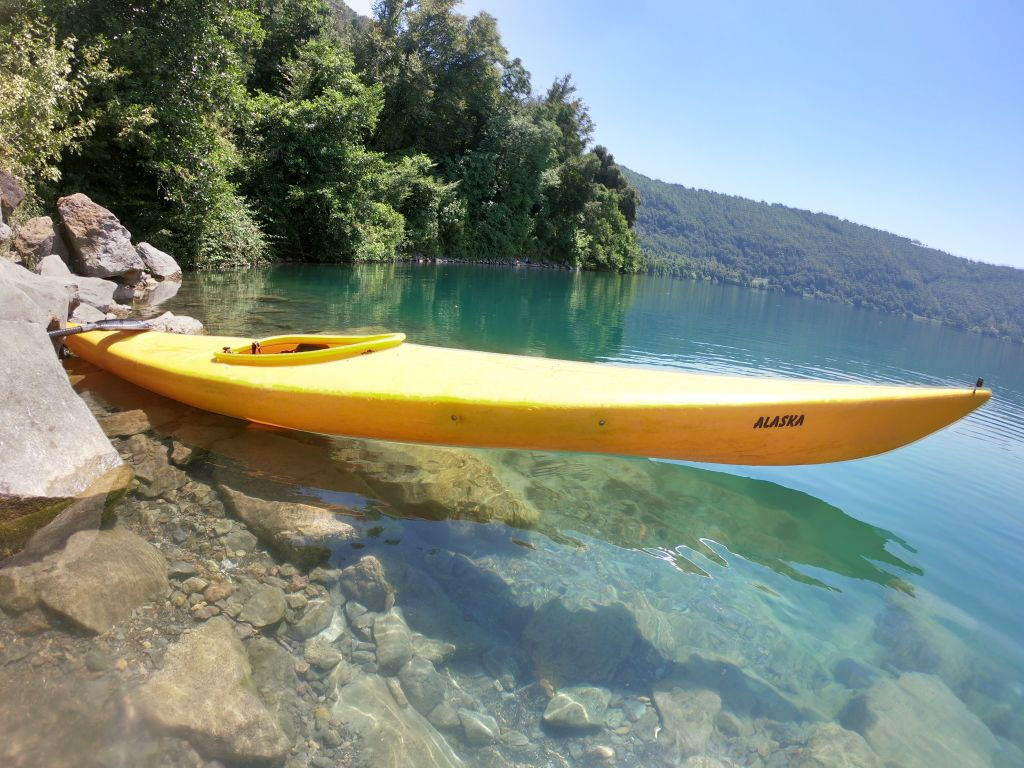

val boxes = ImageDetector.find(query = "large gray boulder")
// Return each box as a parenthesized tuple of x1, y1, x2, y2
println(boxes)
(14, 216, 69, 265)
(36, 527, 168, 633)
(133, 618, 290, 765)
(57, 193, 144, 280)
(0, 168, 24, 222)
(0, 258, 72, 329)
(71, 275, 119, 313)
(219, 485, 356, 567)
(0, 319, 122, 498)
(136, 242, 182, 281)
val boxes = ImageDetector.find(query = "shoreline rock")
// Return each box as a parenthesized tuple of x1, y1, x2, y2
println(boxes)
(57, 193, 145, 281)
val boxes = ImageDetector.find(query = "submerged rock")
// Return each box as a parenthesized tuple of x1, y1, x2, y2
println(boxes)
(248, 637, 302, 739)
(284, 598, 335, 640)
(399, 656, 447, 715)
(788, 722, 881, 768)
(340, 555, 395, 612)
(57, 193, 144, 280)
(331, 674, 463, 768)
(374, 611, 414, 673)
(652, 684, 722, 758)
(238, 583, 287, 628)
(331, 439, 537, 527)
(219, 485, 356, 567)
(36, 527, 167, 633)
(98, 409, 151, 437)
(522, 596, 638, 686)
(133, 618, 289, 765)
(458, 709, 499, 745)
(121, 433, 187, 497)
(841, 672, 997, 768)
(542, 686, 611, 730)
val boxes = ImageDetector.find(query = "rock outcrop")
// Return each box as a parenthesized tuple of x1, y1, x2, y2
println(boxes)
(219, 485, 356, 567)
(136, 242, 182, 281)
(57, 193, 144, 280)
(133, 618, 290, 765)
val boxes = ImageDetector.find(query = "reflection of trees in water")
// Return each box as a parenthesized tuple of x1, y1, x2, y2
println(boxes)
(164, 270, 272, 334)
(500, 451, 920, 592)
(164, 264, 641, 362)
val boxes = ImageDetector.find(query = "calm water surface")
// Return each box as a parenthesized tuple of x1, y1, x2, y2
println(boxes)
(156, 263, 1023, 765)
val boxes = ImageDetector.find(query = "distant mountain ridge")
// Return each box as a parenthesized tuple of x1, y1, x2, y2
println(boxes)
(625, 168, 1024, 343)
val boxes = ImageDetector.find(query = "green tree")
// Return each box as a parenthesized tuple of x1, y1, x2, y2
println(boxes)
(0, 9, 105, 205)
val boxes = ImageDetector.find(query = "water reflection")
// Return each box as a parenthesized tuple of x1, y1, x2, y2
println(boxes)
(69, 359, 920, 594)
(497, 451, 920, 592)
(163, 264, 641, 360)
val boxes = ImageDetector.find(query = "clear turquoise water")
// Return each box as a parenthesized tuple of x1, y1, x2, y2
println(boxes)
(162, 263, 1024, 764)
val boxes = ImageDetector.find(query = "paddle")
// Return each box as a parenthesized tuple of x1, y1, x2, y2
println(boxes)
(48, 319, 152, 339)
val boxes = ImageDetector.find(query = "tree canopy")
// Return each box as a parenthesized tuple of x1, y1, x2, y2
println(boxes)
(0, 0, 642, 271)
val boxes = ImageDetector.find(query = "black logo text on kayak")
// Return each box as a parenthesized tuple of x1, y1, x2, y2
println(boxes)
(753, 414, 805, 429)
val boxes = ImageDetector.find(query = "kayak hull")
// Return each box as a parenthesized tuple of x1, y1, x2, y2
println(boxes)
(65, 329, 990, 465)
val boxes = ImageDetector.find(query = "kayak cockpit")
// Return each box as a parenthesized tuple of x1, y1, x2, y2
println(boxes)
(213, 332, 405, 365)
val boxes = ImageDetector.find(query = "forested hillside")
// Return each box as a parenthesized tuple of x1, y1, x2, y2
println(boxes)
(626, 169, 1024, 342)
(0, 0, 641, 271)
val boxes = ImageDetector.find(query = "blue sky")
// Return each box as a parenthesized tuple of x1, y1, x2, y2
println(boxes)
(346, 1, 1024, 268)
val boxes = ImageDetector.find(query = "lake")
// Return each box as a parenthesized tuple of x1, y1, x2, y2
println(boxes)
(60, 264, 1024, 765)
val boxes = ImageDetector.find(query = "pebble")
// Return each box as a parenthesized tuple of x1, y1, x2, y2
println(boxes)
(168, 560, 198, 578)
(203, 581, 235, 603)
(304, 639, 343, 670)
(286, 593, 308, 610)
(180, 577, 209, 595)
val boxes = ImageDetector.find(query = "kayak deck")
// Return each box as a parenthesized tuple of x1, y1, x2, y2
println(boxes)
(65, 328, 990, 465)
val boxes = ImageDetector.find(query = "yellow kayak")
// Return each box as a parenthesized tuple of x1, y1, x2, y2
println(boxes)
(64, 327, 990, 465)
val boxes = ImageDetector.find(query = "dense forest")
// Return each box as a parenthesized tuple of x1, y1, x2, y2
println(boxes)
(0, 0, 642, 271)
(627, 169, 1024, 342)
